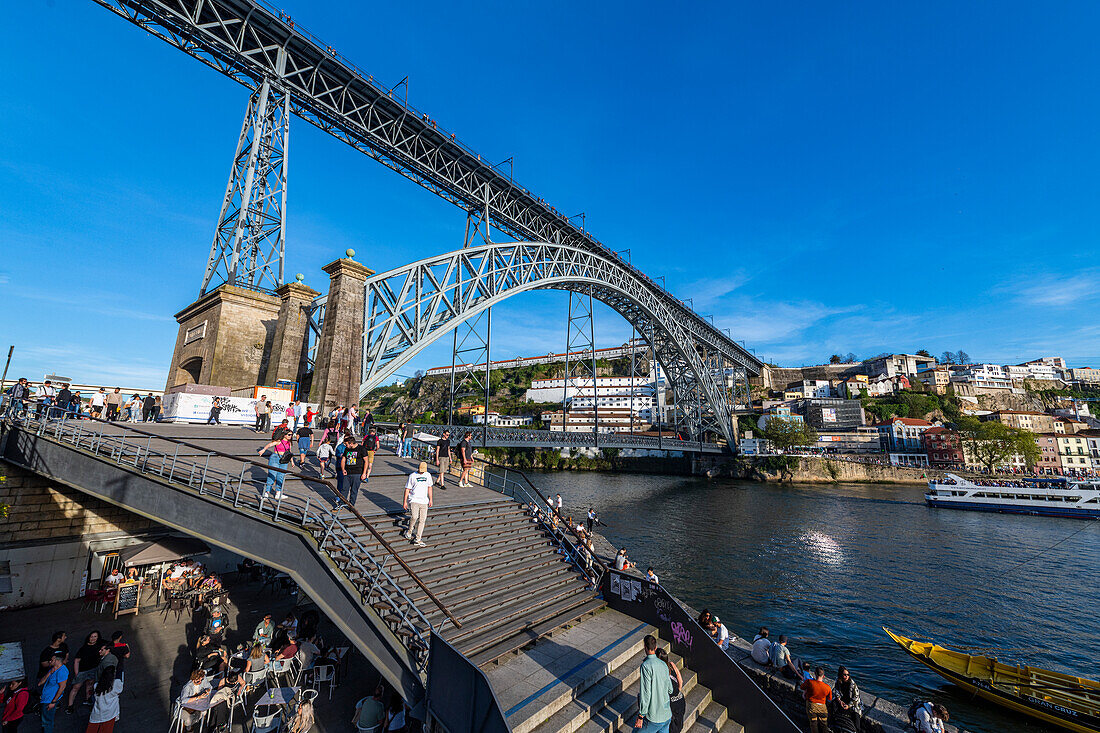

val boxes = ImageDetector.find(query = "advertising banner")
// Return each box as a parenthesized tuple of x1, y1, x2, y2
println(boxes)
(161, 393, 317, 426)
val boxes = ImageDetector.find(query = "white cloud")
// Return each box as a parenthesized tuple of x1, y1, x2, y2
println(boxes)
(1010, 271, 1100, 307)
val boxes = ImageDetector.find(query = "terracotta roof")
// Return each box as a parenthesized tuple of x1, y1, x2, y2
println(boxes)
(922, 426, 951, 435)
(892, 418, 933, 426)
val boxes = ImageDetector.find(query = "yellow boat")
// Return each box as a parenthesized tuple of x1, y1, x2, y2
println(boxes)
(884, 628, 1100, 733)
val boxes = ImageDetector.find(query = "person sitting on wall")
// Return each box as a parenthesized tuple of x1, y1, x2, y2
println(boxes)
(613, 548, 635, 572)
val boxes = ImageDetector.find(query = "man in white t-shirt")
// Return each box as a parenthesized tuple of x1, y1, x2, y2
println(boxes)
(403, 461, 434, 547)
(90, 389, 107, 418)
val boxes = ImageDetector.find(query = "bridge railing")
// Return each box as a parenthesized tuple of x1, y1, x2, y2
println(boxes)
(378, 421, 724, 453)
(3, 406, 457, 676)
(383, 430, 608, 590)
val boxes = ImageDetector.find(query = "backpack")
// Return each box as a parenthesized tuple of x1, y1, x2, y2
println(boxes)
(907, 700, 925, 724)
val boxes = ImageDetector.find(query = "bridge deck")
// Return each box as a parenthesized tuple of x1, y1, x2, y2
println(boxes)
(85, 422, 505, 516)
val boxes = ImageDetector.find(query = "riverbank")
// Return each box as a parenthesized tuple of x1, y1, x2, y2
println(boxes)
(695, 455, 934, 484)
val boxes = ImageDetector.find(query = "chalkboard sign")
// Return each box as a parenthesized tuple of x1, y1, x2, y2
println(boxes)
(113, 581, 140, 618)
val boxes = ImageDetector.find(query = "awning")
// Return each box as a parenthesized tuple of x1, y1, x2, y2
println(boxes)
(119, 536, 210, 567)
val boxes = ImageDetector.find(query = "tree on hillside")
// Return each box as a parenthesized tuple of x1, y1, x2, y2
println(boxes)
(763, 417, 818, 452)
(957, 350, 971, 365)
(916, 349, 932, 358)
(956, 416, 1039, 472)
(845, 352, 858, 363)
(829, 354, 843, 364)
(941, 351, 956, 364)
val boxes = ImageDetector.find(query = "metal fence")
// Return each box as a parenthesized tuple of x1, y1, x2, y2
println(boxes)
(378, 421, 723, 453)
(3, 407, 451, 675)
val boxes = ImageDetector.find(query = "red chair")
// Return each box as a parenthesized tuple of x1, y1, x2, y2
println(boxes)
(80, 588, 105, 612)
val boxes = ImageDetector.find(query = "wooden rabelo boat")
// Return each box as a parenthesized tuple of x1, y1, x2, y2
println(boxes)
(884, 628, 1100, 733)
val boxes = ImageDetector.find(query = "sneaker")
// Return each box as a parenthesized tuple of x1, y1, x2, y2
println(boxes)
(416, 540, 426, 547)
(403, 532, 411, 540)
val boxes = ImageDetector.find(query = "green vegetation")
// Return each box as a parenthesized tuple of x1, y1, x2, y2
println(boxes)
(955, 416, 1040, 471)
(860, 389, 961, 423)
(762, 417, 817, 451)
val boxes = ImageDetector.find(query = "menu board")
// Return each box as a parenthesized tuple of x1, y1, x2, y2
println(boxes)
(113, 581, 140, 618)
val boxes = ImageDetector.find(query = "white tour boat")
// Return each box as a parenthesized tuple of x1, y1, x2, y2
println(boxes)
(925, 473, 1100, 519)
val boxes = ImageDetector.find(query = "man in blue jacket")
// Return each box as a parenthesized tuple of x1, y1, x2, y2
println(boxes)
(634, 634, 672, 732)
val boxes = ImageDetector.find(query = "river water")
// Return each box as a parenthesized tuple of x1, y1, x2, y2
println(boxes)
(526, 471, 1100, 733)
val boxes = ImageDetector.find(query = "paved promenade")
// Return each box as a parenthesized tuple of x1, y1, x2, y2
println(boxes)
(76, 421, 505, 517)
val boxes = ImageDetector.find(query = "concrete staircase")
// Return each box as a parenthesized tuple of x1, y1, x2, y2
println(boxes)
(489, 609, 743, 733)
(325, 498, 604, 665)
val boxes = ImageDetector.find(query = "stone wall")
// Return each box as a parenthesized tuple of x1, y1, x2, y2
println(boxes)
(0, 461, 162, 607)
(725, 638, 963, 732)
(696, 456, 935, 485)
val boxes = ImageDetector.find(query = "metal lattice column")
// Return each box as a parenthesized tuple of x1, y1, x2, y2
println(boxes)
(200, 76, 290, 296)
(447, 206, 494, 444)
(563, 288, 598, 442)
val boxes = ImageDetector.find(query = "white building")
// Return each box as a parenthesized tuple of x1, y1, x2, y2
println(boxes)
(526, 375, 661, 403)
(950, 364, 1012, 390)
(1005, 359, 1063, 382)
(798, 379, 833, 399)
(568, 391, 656, 424)
(472, 412, 534, 427)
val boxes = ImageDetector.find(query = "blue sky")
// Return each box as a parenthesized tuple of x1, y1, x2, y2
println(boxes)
(2, 1, 1100, 387)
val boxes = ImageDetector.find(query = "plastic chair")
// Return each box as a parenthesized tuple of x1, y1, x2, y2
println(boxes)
(226, 689, 249, 732)
(243, 667, 268, 694)
(252, 704, 283, 733)
(310, 662, 337, 700)
(267, 657, 294, 689)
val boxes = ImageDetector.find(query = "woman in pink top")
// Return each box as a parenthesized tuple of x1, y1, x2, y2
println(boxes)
(258, 436, 293, 499)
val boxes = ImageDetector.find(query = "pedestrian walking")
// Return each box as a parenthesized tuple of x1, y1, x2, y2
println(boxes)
(403, 461, 434, 547)
(90, 388, 106, 419)
(152, 396, 162, 421)
(340, 436, 362, 504)
(206, 397, 222, 425)
(316, 438, 335, 477)
(37, 652, 68, 733)
(655, 648, 685, 733)
(141, 394, 156, 422)
(85, 667, 121, 733)
(258, 434, 294, 501)
(253, 396, 266, 432)
(434, 431, 452, 489)
(634, 635, 672, 733)
(286, 401, 297, 430)
(303, 405, 315, 429)
(1, 677, 29, 733)
(262, 400, 273, 433)
(396, 423, 407, 457)
(105, 388, 123, 421)
(402, 422, 414, 459)
(363, 428, 379, 482)
(457, 431, 473, 487)
(295, 422, 314, 469)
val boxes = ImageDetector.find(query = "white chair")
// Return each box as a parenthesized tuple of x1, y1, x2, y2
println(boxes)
(267, 657, 294, 689)
(243, 666, 268, 694)
(252, 704, 283, 733)
(226, 689, 249, 732)
(310, 663, 337, 700)
(299, 689, 319, 706)
(169, 699, 185, 733)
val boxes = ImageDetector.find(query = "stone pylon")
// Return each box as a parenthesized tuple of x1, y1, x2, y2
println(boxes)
(309, 255, 374, 412)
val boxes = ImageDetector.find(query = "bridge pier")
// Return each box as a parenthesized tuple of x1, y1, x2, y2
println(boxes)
(309, 255, 374, 412)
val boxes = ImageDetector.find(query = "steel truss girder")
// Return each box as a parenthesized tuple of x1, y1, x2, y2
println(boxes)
(90, 0, 762, 373)
(201, 77, 289, 295)
(360, 241, 741, 445)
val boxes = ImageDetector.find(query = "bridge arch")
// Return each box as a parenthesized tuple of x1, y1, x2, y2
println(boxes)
(360, 242, 754, 445)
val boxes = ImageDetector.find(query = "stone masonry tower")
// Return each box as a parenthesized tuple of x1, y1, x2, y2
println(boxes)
(309, 252, 374, 411)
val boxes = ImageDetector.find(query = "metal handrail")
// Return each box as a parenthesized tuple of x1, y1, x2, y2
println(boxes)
(387, 433, 605, 587)
(475, 457, 610, 587)
(3, 407, 458, 671)
(385, 421, 722, 452)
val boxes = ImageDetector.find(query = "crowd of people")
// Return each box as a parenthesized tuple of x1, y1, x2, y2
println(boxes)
(1, 380, 162, 423)
(0, 627, 132, 733)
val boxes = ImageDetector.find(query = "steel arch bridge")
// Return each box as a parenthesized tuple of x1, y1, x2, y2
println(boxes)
(361, 242, 759, 446)
(86, 0, 766, 447)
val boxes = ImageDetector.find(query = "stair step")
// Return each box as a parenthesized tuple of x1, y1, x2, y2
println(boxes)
(424, 566, 581, 623)
(525, 644, 681, 733)
(577, 656, 714, 733)
(454, 591, 601, 658)
(470, 596, 607, 669)
(686, 701, 735, 733)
